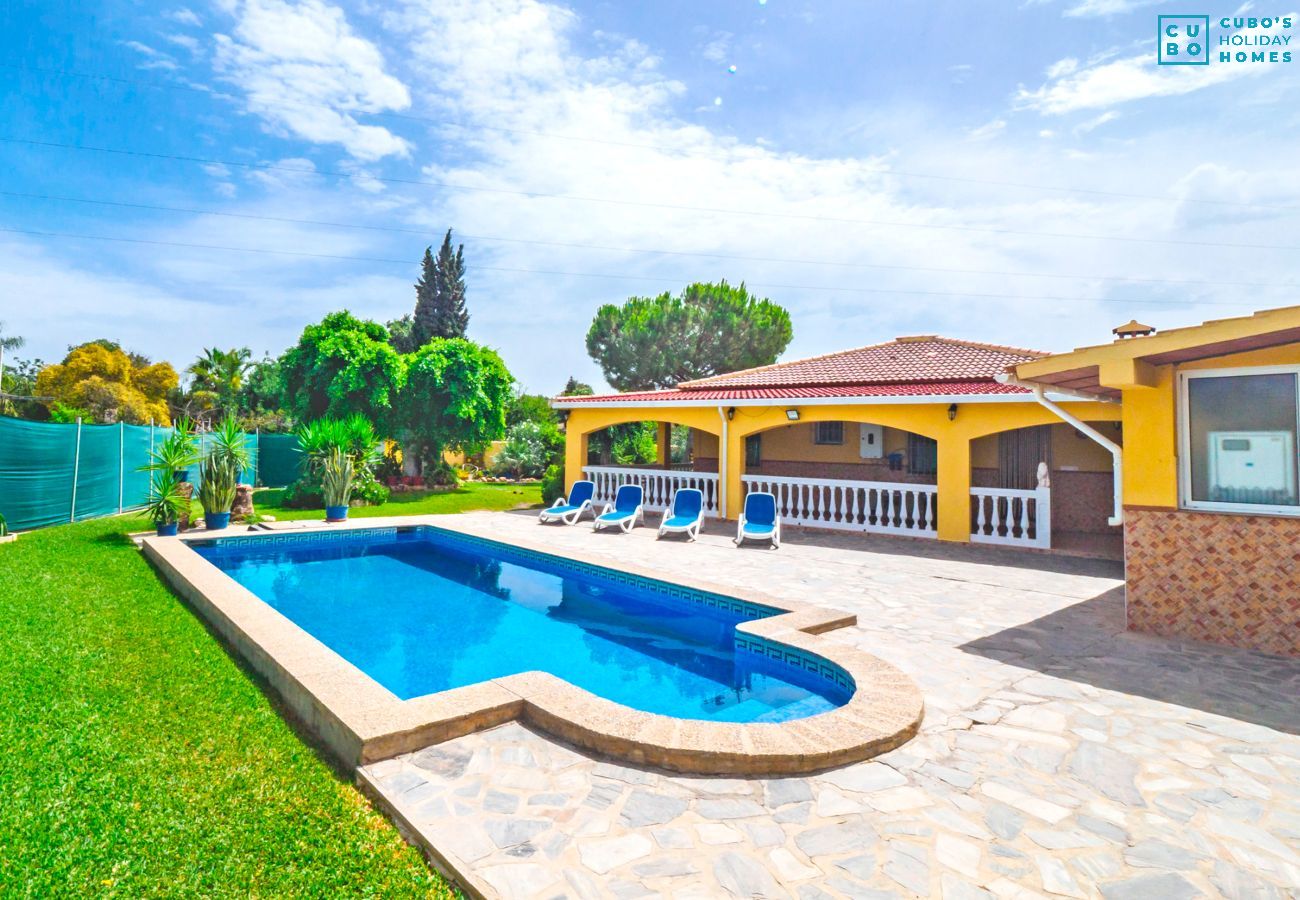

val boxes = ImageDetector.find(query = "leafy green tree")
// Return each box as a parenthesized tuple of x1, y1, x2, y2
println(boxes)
(507, 391, 556, 428)
(411, 230, 469, 345)
(278, 312, 405, 423)
(35, 342, 176, 424)
(386, 314, 417, 353)
(586, 280, 792, 391)
(242, 355, 284, 411)
(392, 338, 513, 468)
(562, 376, 594, 396)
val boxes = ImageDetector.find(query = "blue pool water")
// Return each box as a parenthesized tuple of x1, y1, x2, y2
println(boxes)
(193, 527, 852, 723)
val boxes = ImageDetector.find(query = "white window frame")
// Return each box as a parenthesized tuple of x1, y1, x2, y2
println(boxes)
(1177, 364, 1300, 516)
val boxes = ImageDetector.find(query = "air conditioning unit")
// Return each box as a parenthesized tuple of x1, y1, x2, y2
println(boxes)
(1207, 430, 1297, 505)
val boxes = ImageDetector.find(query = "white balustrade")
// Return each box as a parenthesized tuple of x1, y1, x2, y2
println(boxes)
(583, 466, 721, 517)
(969, 486, 1051, 549)
(740, 474, 938, 539)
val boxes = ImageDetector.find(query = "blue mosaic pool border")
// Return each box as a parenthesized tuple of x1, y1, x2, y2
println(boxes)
(735, 633, 856, 696)
(187, 526, 399, 552)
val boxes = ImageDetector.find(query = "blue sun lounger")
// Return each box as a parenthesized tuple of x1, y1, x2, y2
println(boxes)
(593, 484, 644, 533)
(657, 488, 704, 541)
(538, 479, 595, 525)
(735, 491, 780, 548)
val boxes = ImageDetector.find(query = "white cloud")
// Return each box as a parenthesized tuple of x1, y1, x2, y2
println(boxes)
(365, 0, 1295, 391)
(166, 7, 203, 27)
(1045, 57, 1078, 79)
(165, 32, 201, 53)
(967, 118, 1008, 141)
(701, 31, 732, 64)
(1016, 51, 1269, 115)
(1073, 110, 1119, 133)
(213, 0, 412, 161)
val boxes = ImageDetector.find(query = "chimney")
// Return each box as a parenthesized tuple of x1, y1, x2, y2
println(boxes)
(1112, 319, 1156, 339)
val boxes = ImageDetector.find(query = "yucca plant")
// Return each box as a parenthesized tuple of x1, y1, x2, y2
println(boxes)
(146, 417, 200, 480)
(197, 455, 239, 515)
(144, 471, 188, 534)
(321, 447, 354, 509)
(208, 414, 251, 478)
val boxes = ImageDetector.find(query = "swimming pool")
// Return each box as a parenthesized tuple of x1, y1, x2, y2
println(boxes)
(193, 526, 853, 723)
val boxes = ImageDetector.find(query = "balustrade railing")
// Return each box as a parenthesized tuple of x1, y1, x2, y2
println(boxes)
(582, 466, 721, 516)
(970, 486, 1051, 549)
(740, 474, 938, 538)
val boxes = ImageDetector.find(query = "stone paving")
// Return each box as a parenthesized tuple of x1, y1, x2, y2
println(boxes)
(362, 512, 1300, 899)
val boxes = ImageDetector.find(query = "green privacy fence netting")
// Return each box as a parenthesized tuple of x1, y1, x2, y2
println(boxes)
(257, 433, 304, 490)
(0, 416, 302, 532)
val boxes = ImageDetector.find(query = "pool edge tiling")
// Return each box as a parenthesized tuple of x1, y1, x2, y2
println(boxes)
(142, 516, 924, 776)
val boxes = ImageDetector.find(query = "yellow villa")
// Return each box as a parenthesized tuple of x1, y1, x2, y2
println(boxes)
(555, 305, 1300, 657)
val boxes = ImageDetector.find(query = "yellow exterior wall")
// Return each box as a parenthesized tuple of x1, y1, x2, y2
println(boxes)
(561, 400, 1119, 542)
(1104, 342, 1300, 509)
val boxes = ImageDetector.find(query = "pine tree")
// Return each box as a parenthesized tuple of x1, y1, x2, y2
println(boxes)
(411, 230, 469, 346)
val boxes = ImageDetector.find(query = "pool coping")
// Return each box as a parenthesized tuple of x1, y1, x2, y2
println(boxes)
(142, 515, 924, 776)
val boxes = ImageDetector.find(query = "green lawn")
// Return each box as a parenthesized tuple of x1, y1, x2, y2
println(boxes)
(256, 480, 543, 521)
(0, 483, 540, 897)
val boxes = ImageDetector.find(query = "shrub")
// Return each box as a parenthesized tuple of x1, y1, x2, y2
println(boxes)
(492, 420, 563, 479)
(540, 464, 565, 505)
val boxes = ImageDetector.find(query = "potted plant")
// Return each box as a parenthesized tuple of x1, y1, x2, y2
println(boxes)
(0, 512, 15, 544)
(144, 470, 187, 536)
(198, 455, 238, 530)
(322, 447, 354, 522)
(198, 416, 250, 531)
(157, 417, 200, 483)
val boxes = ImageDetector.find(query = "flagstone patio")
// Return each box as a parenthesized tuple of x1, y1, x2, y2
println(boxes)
(360, 512, 1300, 899)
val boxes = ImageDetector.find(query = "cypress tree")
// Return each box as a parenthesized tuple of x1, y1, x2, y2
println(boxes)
(411, 230, 469, 345)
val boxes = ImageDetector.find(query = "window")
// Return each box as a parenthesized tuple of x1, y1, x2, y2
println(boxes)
(745, 434, 762, 468)
(813, 421, 844, 445)
(1180, 367, 1300, 514)
(907, 434, 938, 477)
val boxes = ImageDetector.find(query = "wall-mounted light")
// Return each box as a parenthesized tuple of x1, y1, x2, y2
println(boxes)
(947, 403, 958, 421)
(726, 406, 736, 421)
(785, 409, 800, 421)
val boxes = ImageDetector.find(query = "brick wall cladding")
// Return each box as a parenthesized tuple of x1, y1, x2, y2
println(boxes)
(1052, 470, 1122, 536)
(1124, 507, 1300, 657)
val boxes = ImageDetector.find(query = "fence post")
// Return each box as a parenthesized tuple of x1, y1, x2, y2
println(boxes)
(70, 417, 83, 523)
(118, 422, 125, 514)
(255, 427, 260, 487)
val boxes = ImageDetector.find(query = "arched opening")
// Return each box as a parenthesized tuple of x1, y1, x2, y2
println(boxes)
(571, 416, 724, 516)
(970, 421, 1121, 556)
(735, 418, 941, 537)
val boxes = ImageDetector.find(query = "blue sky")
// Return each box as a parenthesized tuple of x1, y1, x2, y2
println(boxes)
(2, 0, 1298, 392)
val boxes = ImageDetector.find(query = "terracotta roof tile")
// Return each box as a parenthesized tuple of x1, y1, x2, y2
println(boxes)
(677, 337, 1048, 390)
(553, 381, 1031, 405)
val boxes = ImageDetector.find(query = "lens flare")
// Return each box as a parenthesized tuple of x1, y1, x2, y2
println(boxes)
(727, 64, 737, 74)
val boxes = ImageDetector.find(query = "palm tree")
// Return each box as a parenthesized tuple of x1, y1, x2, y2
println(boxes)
(0, 321, 25, 416)
(187, 347, 253, 415)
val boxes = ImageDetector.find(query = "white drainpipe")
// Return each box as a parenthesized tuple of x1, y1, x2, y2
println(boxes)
(999, 375, 1124, 526)
(717, 406, 729, 517)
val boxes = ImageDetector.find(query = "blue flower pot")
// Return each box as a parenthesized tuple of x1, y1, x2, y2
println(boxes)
(156, 522, 179, 537)
(204, 512, 231, 531)
(173, 469, 191, 483)
(326, 505, 349, 522)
